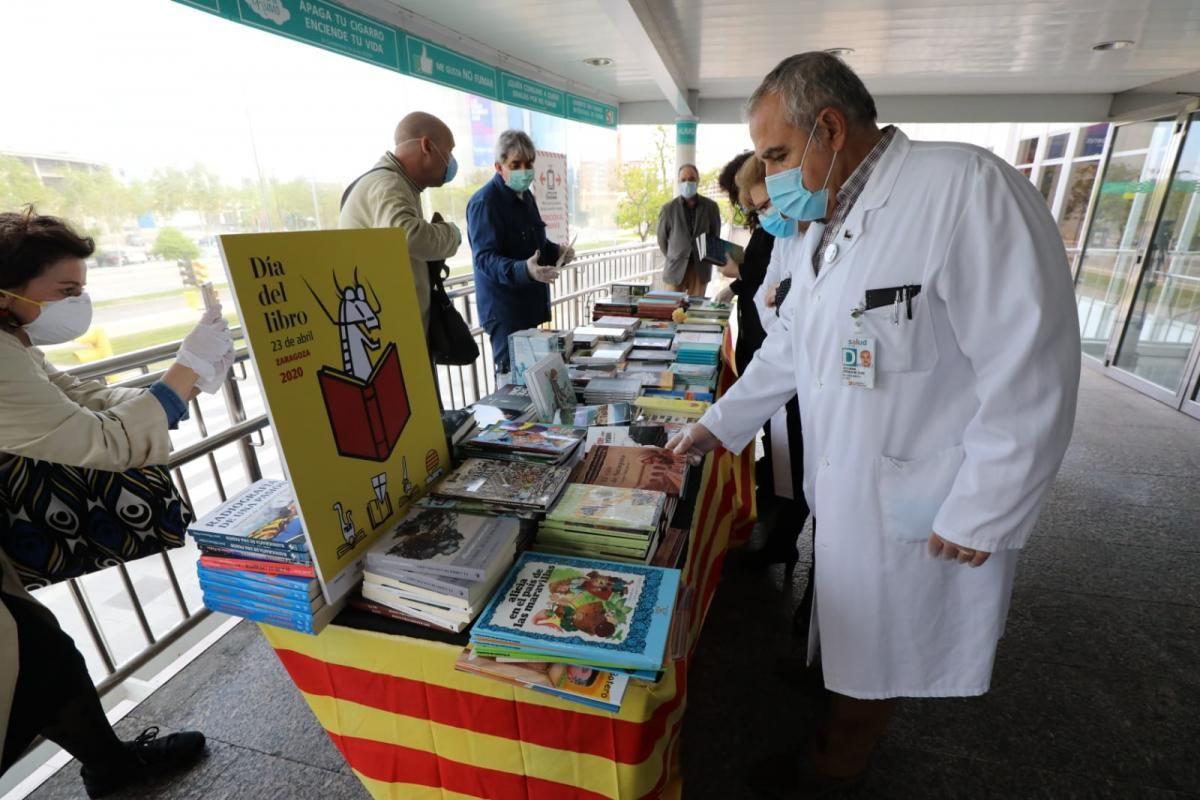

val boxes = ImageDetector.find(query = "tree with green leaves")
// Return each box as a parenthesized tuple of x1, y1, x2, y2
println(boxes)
(0, 156, 53, 210)
(151, 227, 200, 260)
(616, 164, 672, 242)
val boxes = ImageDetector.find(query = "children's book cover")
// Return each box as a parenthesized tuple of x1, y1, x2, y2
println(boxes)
(219, 229, 449, 603)
(525, 353, 577, 423)
(467, 421, 584, 456)
(471, 552, 680, 671)
(573, 445, 690, 497)
(366, 508, 517, 581)
(546, 484, 666, 532)
(454, 646, 629, 713)
(435, 458, 571, 510)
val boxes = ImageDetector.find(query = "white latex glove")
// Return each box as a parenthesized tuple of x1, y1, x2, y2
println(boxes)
(665, 422, 720, 465)
(197, 347, 237, 394)
(557, 245, 576, 266)
(526, 251, 559, 284)
(176, 306, 234, 388)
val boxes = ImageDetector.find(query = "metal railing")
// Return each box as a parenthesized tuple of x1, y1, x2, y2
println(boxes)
(30, 241, 662, 697)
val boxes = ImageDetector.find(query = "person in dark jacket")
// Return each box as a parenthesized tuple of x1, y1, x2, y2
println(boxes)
(466, 130, 575, 374)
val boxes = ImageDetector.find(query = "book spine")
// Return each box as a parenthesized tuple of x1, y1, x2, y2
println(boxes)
(194, 543, 308, 565)
(203, 595, 315, 634)
(371, 569, 470, 601)
(199, 556, 315, 578)
(190, 533, 310, 560)
(197, 569, 318, 600)
(363, 384, 387, 459)
(202, 582, 320, 614)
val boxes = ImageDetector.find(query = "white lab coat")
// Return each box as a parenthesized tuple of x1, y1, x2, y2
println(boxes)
(702, 130, 1081, 698)
(753, 227, 805, 499)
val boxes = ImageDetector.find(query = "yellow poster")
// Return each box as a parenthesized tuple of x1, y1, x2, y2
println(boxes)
(217, 229, 449, 603)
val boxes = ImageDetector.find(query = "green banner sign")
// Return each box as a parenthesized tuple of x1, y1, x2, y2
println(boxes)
(406, 35, 497, 98)
(567, 94, 618, 128)
(172, 0, 619, 128)
(499, 72, 565, 116)
(234, 0, 401, 71)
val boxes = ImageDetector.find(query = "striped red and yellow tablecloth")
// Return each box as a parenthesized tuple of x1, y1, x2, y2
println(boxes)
(261, 330, 756, 799)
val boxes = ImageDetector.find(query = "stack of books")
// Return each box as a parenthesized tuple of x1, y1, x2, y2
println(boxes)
(469, 552, 682, 678)
(555, 402, 632, 427)
(570, 341, 633, 368)
(460, 421, 585, 465)
(431, 458, 572, 515)
(592, 297, 638, 318)
(685, 301, 732, 324)
(592, 316, 641, 337)
(455, 646, 630, 712)
(636, 295, 683, 320)
(676, 322, 723, 334)
(619, 364, 674, 390)
(188, 480, 334, 634)
(673, 332, 723, 366)
(508, 329, 573, 386)
(443, 407, 479, 451)
(609, 283, 652, 304)
(525, 353, 577, 423)
(572, 444, 691, 501)
(634, 396, 711, 424)
(471, 384, 536, 426)
(584, 376, 643, 405)
(637, 321, 677, 339)
(538, 483, 667, 563)
(359, 509, 520, 632)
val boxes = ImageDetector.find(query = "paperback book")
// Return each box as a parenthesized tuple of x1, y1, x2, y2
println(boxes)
(434, 458, 572, 512)
(366, 509, 519, 582)
(455, 646, 630, 713)
(470, 552, 681, 673)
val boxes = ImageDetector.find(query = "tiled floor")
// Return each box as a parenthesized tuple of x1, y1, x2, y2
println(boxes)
(26, 369, 1200, 799)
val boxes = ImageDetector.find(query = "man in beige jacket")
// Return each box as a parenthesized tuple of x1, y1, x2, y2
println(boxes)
(339, 111, 463, 334)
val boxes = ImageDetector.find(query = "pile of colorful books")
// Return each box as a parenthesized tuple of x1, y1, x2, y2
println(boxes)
(188, 480, 334, 634)
(673, 331, 723, 366)
(357, 508, 520, 633)
(468, 552, 682, 681)
(592, 316, 641, 337)
(454, 646, 630, 712)
(460, 420, 585, 465)
(583, 375, 643, 405)
(636, 293, 684, 320)
(538, 483, 667, 564)
(430, 458, 572, 515)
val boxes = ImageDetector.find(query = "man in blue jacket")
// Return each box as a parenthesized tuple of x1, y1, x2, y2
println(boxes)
(467, 130, 575, 374)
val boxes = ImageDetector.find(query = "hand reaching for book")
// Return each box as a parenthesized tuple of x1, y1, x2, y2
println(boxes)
(665, 423, 719, 465)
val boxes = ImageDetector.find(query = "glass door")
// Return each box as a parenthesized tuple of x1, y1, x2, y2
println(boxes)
(1073, 119, 1177, 361)
(1113, 112, 1200, 397)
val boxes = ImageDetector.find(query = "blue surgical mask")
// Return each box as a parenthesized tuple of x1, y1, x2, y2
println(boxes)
(764, 120, 837, 222)
(679, 181, 698, 199)
(506, 168, 535, 193)
(758, 206, 796, 239)
(434, 144, 458, 184)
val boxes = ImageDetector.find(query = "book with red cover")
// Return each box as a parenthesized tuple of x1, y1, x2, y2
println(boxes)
(317, 342, 410, 461)
(199, 555, 316, 578)
(572, 445, 690, 497)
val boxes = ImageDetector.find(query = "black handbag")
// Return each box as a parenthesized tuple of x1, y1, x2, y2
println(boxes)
(426, 258, 480, 366)
(0, 457, 193, 589)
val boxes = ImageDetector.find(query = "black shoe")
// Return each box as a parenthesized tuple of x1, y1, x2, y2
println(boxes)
(740, 539, 800, 575)
(81, 726, 207, 798)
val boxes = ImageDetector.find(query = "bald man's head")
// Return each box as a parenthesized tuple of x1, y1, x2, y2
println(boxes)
(392, 111, 456, 190)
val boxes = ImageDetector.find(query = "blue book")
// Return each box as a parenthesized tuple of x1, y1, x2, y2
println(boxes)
(202, 593, 318, 632)
(202, 582, 323, 615)
(470, 552, 680, 673)
(187, 480, 309, 554)
(196, 564, 319, 599)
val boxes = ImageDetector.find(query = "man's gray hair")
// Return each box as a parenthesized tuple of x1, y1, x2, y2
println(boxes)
(495, 129, 536, 163)
(747, 52, 877, 130)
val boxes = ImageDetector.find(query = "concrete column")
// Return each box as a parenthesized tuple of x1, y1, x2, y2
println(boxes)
(675, 118, 697, 194)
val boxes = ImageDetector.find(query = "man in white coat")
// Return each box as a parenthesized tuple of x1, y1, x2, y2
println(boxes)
(668, 53, 1081, 795)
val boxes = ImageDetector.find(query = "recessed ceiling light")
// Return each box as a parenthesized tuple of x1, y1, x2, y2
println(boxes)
(1093, 40, 1135, 52)
(583, 57, 614, 67)
(825, 47, 855, 57)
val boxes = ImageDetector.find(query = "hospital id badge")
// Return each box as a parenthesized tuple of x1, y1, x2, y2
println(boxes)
(841, 336, 876, 388)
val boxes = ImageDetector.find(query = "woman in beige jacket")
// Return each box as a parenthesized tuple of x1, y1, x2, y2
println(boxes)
(0, 210, 232, 798)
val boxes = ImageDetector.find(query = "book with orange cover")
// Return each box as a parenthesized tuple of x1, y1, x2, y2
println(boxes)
(199, 555, 316, 578)
(572, 445, 690, 498)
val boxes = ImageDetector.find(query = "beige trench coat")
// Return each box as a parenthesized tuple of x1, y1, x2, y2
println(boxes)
(0, 329, 172, 760)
